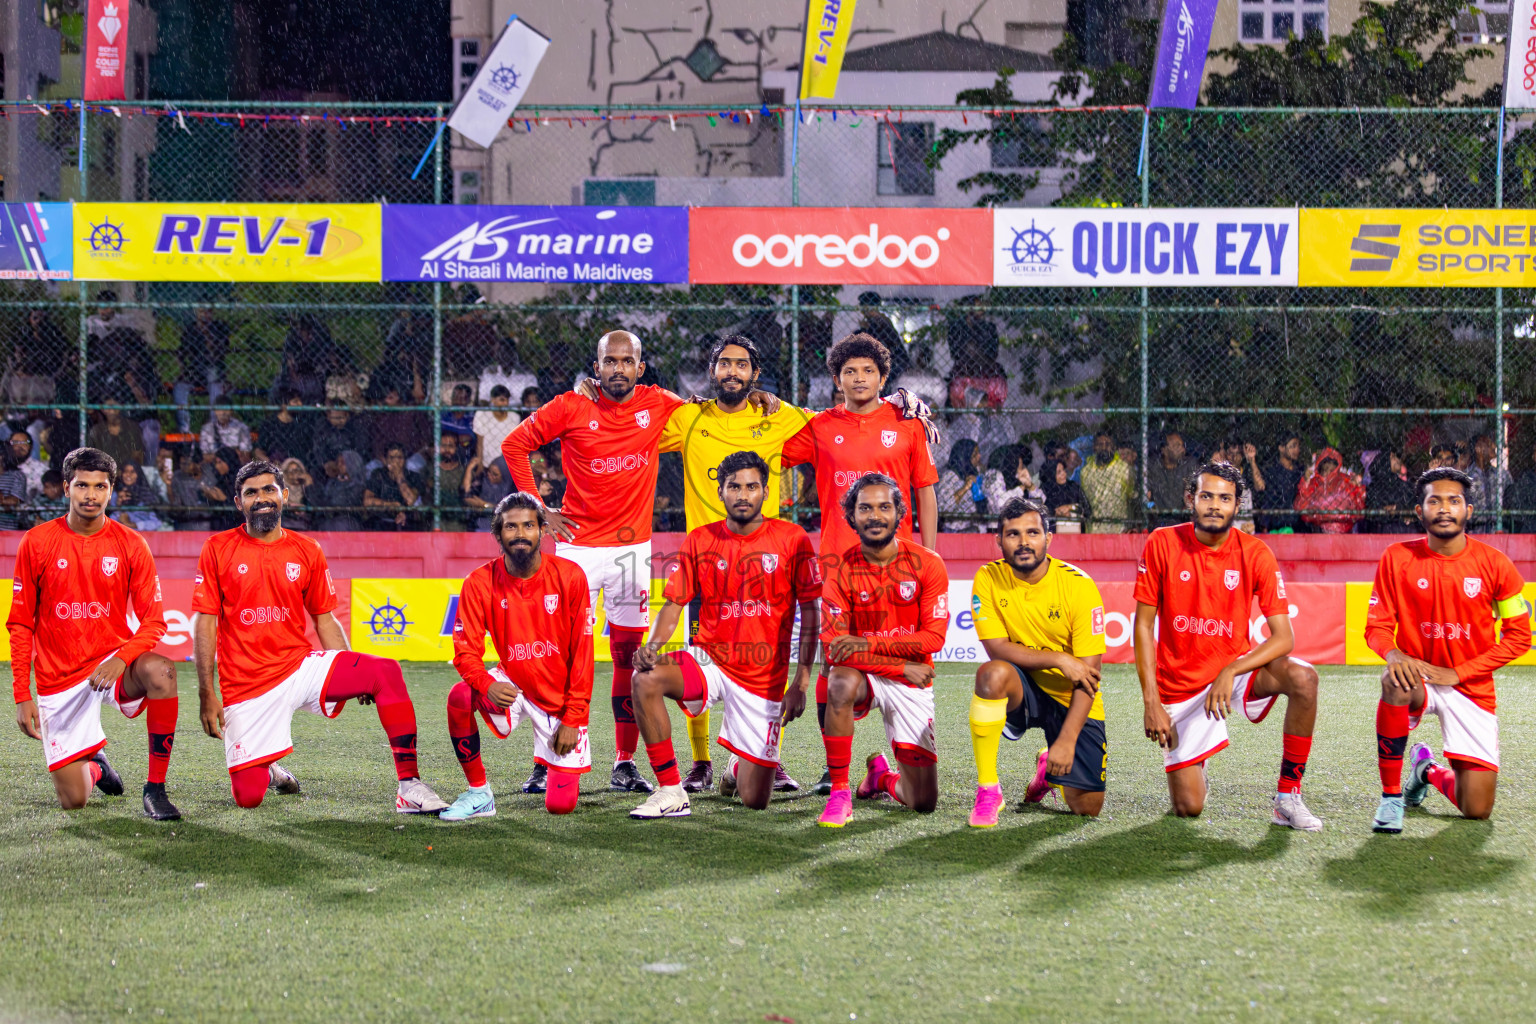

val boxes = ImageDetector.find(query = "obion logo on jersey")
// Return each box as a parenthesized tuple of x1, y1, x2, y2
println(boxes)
(689, 207, 991, 285)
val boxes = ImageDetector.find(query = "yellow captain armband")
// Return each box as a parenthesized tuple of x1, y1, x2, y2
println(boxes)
(1495, 594, 1530, 620)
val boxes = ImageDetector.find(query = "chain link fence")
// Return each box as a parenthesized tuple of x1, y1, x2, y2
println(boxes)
(3, 100, 1533, 534)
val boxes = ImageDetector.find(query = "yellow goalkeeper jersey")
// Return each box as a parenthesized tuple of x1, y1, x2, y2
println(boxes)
(659, 400, 814, 529)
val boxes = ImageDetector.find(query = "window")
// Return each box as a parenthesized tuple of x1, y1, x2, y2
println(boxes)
(877, 122, 935, 197)
(990, 115, 1052, 169)
(456, 170, 480, 205)
(1457, 5, 1509, 43)
(1239, 0, 1326, 41)
(453, 38, 480, 99)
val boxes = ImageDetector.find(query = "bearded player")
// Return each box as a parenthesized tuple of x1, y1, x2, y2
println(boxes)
(627, 451, 821, 819)
(818, 473, 949, 827)
(193, 460, 448, 813)
(968, 498, 1107, 828)
(9, 447, 181, 820)
(1368, 467, 1531, 833)
(1134, 463, 1323, 830)
(780, 333, 939, 794)
(441, 493, 594, 820)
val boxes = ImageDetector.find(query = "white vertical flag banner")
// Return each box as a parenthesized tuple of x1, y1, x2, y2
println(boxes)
(447, 16, 551, 148)
(1506, 0, 1536, 107)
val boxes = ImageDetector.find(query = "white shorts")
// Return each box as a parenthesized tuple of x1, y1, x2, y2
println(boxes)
(223, 650, 343, 772)
(854, 672, 937, 766)
(1412, 684, 1500, 771)
(556, 540, 651, 630)
(673, 646, 782, 766)
(478, 667, 593, 773)
(36, 654, 144, 772)
(1160, 661, 1308, 772)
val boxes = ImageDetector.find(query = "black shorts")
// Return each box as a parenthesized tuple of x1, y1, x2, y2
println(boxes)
(1002, 665, 1107, 793)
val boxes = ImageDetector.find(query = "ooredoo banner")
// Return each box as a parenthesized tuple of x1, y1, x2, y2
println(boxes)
(383, 205, 689, 284)
(689, 207, 992, 285)
(994, 208, 1299, 287)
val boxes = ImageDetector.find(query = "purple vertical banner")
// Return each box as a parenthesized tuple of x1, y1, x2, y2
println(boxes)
(1149, 0, 1219, 109)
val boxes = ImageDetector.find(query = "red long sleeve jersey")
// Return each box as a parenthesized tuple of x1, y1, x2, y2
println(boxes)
(8, 518, 166, 702)
(1133, 524, 1289, 704)
(780, 403, 938, 561)
(452, 554, 594, 727)
(820, 539, 950, 684)
(1365, 537, 1531, 712)
(191, 528, 337, 706)
(662, 518, 822, 700)
(501, 385, 685, 548)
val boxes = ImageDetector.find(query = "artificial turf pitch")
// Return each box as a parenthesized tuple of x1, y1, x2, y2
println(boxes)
(1, 664, 1534, 1023)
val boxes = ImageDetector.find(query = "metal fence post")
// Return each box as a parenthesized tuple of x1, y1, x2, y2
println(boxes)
(790, 111, 801, 509)
(1495, 106, 1506, 532)
(77, 107, 89, 445)
(1139, 108, 1151, 531)
(431, 102, 445, 530)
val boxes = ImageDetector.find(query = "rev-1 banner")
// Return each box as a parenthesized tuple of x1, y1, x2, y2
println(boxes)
(382, 205, 689, 284)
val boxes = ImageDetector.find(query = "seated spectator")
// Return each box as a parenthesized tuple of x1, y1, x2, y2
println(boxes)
(1427, 442, 1457, 469)
(1040, 457, 1088, 533)
(199, 447, 243, 530)
(9, 431, 47, 497)
(899, 344, 948, 412)
(937, 438, 987, 532)
(269, 354, 326, 406)
(538, 445, 567, 507)
(369, 387, 430, 470)
(367, 312, 429, 404)
(465, 457, 515, 531)
(310, 401, 371, 472)
(479, 361, 537, 407)
(87, 403, 145, 472)
(114, 462, 165, 532)
(1212, 438, 1259, 534)
(322, 344, 364, 406)
(1510, 447, 1536, 533)
(174, 306, 229, 432)
(33, 470, 67, 518)
(1295, 447, 1365, 534)
(981, 444, 1045, 512)
(364, 443, 424, 531)
(253, 390, 310, 464)
(200, 406, 253, 465)
(473, 385, 521, 467)
(520, 386, 544, 414)
(310, 451, 366, 531)
(164, 450, 210, 531)
(442, 295, 500, 380)
(1365, 447, 1417, 533)
(1080, 432, 1133, 534)
(283, 314, 334, 369)
(432, 435, 470, 531)
(279, 457, 314, 531)
(0, 448, 28, 530)
(856, 292, 908, 385)
(1256, 433, 1303, 533)
(440, 383, 477, 461)
(1147, 431, 1197, 527)
(1466, 433, 1513, 529)
(4, 309, 66, 410)
(654, 451, 685, 532)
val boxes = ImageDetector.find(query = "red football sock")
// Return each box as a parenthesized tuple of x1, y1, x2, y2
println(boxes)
(815, 672, 828, 732)
(609, 627, 647, 761)
(327, 653, 419, 781)
(86, 758, 103, 787)
(823, 734, 852, 792)
(1278, 733, 1312, 795)
(231, 763, 266, 808)
(146, 696, 177, 785)
(545, 768, 580, 814)
(645, 739, 681, 787)
(1427, 763, 1461, 808)
(1375, 700, 1410, 796)
(447, 682, 487, 788)
(878, 768, 906, 806)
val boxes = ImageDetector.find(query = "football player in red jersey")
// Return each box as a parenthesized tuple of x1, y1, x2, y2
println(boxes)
(1133, 462, 1323, 829)
(627, 451, 822, 819)
(1367, 467, 1531, 833)
(441, 492, 595, 820)
(9, 447, 181, 820)
(780, 333, 940, 795)
(817, 473, 949, 828)
(193, 460, 448, 813)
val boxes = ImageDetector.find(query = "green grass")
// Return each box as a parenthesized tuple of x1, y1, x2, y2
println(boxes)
(2, 665, 1535, 1023)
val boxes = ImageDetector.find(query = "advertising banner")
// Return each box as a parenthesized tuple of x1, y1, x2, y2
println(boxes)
(1148, 0, 1219, 109)
(1505, 0, 1536, 108)
(1300, 209, 1536, 287)
(383, 205, 689, 284)
(1344, 581, 1536, 666)
(350, 578, 684, 662)
(994, 208, 1299, 287)
(446, 17, 551, 149)
(84, 0, 128, 101)
(690, 207, 992, 285)
(74, 203, 382, 282)
(800, 0, 859, 100)
(0, 203, 72, 281)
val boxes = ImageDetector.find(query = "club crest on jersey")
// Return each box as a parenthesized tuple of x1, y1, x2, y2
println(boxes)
(762, 553, 779, 574)
(635, 410, 650, 429)
(56, 559, 67, 570)
(899, 580, 917, 601)
(237, 563, 249, 575)
(100, 556, 118, 577)
(544, 593, 559, 613)
(286, 562, 301, 582)
(1465, 577, 1483, 599)
(1224, 569, 1240, 591)
(881, 430, 898, 448)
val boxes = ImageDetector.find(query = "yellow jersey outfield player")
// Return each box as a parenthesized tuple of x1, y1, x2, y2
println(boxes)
(967, 497, 1108, 827)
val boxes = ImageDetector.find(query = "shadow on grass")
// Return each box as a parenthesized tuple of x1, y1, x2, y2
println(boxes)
(62, 818, 336, 888)
(1013, 816, 1293, 904)
(1322, 821, 1524, 917)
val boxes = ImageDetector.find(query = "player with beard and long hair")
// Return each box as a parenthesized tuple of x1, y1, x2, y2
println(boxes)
(192, 460, 448, 813)
(8, 446, 182, 820)
(1133, 463, 1324, 830)
(440, 492, 595, 820)
(967, 498, 1108, 828)
(1367, 467, 1531, 833)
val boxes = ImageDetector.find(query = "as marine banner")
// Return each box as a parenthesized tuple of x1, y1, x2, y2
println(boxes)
(1299, 209, 1536, 287)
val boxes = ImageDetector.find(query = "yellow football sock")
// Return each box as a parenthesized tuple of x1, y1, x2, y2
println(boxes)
(970, 695, 1009, 787)
(687, 709, 712, 763)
